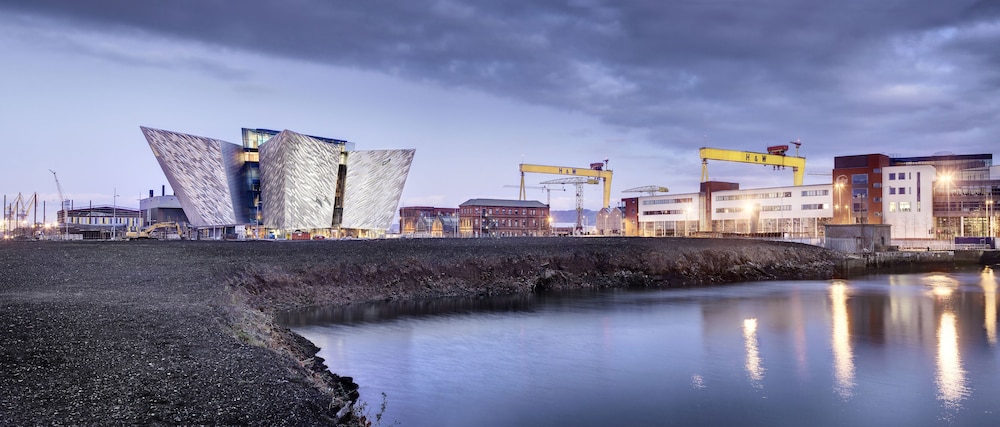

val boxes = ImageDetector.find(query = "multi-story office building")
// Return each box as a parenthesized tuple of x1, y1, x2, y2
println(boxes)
(457, 199, 550, 237)
(635, 183, 831, 239)
(141, 126, 415, 239)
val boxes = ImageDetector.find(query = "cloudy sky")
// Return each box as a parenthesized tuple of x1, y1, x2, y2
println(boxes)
(1, 1, 997, 215)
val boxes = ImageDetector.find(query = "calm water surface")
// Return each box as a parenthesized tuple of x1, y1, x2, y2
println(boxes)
(285, 267, 1000, 427)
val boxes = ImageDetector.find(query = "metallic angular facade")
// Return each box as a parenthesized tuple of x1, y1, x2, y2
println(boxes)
(141, 126, 413, 234)
(341, 149, 416, 230)
(259, 130, 343, 230)
(141, 127, 246, 226)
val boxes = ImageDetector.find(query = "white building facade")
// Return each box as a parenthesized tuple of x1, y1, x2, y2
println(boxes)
(881, 165, 936, 240)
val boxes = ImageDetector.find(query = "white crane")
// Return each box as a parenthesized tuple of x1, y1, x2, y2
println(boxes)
(49, 169, 68, 239)
(503, 184, 565, 206)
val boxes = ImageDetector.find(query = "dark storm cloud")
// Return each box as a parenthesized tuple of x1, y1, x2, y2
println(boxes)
(2, 0, 997, 158)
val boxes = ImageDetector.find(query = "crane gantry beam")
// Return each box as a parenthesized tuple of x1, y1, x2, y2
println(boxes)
(699, 147, 806, 186)
(519, 161, 613, 208)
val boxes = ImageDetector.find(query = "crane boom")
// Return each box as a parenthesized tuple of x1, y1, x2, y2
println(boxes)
(699, 147, 806, 186)
(519, 162, 613, 208)
(49, 170, 68, 237)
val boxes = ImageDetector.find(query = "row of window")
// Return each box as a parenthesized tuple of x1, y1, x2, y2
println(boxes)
(887, 201, 919, 213)
(642, 210, 691, 215)
(801, 190, 830, 197)
(712, 204, 829, 213)
(460, 207, 540, 216)
(888, 172, 914, 181)
(471, 218, 541, 227)
(642, 198, 694, 205)
(888, 187, 912, 195)
(716, 191, 793, 201)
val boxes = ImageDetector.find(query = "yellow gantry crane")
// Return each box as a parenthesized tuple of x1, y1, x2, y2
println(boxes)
(519, 160, 613, 208)
(699, 143, 806, 186)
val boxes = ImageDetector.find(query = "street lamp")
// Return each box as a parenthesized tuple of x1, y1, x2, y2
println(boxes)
(684, 206, 692, 237)
(112, 187, 118, 240)
(835, 175, 848, 224)
(744, 202, 754, 235)
(988, 199, 994, 238)
(940, 173, 953, 239)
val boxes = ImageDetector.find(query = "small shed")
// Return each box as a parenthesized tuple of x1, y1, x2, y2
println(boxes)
(824, 224, 892, 253)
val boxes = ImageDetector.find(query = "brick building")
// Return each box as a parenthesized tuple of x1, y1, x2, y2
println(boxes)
(458, 199, 550, 237)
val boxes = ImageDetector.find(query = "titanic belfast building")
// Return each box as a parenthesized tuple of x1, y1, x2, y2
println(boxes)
(141, 126, 415, 238)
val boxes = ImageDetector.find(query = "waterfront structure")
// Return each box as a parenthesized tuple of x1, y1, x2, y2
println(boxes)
(141, 126, 415, 239)
(458, 199, 550, 237)
(634, 183, 832, 240)
(61, 205, 142, 240)
(833, 153, 999, 240)
(138, 187, 189, 227)
(399, 206, 460, 237)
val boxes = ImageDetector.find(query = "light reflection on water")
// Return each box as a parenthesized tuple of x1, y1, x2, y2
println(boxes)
(830, 281, 855, 399)
(286, 268, 1000, 427)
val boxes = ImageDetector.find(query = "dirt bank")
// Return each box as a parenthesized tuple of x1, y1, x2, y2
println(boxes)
(0, 237, 840, 425)
(229, 237, 840, 314)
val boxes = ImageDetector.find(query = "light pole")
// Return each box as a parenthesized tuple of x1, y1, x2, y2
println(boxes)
(988, 199, 994, 238)
(835, 175, 848, 224)
(940, 173, 953, 239)
(684, 206, 692, 237)
(112, 187, 118, 240)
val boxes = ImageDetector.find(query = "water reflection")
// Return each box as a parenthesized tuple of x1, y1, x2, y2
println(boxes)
(936, 311, 968, 410)
(982, 267, 997, 346)
(829, 281, 855, 399)
(743, 318, 764, 387)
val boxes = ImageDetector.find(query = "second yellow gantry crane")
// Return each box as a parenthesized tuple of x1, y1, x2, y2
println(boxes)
(519, 160, 613, 208)
(699, 143, 806, 186)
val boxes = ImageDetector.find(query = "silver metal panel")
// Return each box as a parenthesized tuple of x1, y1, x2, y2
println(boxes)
(341, 149, 416, 230)
(141, 126, 241, 226)
(259, 130, 342, 230)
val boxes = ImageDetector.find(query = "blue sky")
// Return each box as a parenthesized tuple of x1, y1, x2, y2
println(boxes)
(1, 1, 997, 215)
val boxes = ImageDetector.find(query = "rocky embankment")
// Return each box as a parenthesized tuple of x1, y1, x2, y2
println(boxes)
(231, 237, 841, 314)
(0, 237, 840, 425)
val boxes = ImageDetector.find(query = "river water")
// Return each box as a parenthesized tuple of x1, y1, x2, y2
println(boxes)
(285, 267, 1000, 427)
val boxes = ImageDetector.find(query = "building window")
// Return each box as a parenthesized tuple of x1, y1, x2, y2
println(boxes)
(889, 173, 896, 180)
(873, 183, 881, 188)
(874, 168, 881, 174)
(899, 188, 906, 195)
(801, 204, 827, 210)
(889, 202, 897, 212)
(899, 201, 912, 212)
(889, 187, 896, 195)
(852, 174, 868, 184)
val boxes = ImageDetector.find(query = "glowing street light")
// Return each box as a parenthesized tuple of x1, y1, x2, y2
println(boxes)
(835, 175, 848, 224)
(940, 173, 953, 239)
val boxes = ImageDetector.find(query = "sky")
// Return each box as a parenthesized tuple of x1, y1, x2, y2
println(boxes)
(1, 1, 998, 215)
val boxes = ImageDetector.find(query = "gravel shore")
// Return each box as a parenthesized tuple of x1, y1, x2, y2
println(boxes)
(0, 237, 840, 425)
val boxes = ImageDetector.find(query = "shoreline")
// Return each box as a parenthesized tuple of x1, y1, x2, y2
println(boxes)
(3, 237, 989, 425)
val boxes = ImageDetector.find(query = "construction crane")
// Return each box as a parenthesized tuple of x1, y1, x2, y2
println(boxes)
(699, 142, 806, 186)
(502, 184, 565, 206)
(519, 160, 613, 208)
(49, 169, 68, 238)
(622, 185, 670, 196)
(540, 177, 597, 233)
(6, 193, 37, 238)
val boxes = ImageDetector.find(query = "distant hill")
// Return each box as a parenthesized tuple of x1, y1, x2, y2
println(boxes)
(550, 209, 598, 226)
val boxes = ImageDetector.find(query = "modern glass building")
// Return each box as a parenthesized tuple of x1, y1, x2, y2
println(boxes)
(141, 126, 414, 239)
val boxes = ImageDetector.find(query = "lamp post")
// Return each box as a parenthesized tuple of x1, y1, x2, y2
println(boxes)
(112, 187, 118, 240)
(835, 175, 848, 224)
(988, 199, 994, 238)
(940, 173, 953, 239)
(684, 207, 692, 237)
